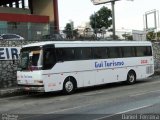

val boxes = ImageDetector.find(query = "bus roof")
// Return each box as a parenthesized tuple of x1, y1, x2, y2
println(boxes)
(22, 41, 152, 48)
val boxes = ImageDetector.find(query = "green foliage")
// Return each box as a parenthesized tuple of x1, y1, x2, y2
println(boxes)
(146, 31, 160, 40)
(63, 23, 79, 39)
(63, 23, 73, 39)
(122, 33, 133, 40)
(146, 32, 155, 40)
(90, 6, 112, 33)
(110, 34, 119, 40)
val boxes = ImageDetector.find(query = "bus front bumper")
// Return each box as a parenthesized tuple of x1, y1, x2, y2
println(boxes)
(18, 85, 45, 92)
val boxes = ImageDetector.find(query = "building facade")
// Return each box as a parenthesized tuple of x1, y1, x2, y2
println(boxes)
(0, 0, 59, 40)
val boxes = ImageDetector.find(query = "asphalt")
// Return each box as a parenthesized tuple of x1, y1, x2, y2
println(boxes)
(0, 71, 160, 98)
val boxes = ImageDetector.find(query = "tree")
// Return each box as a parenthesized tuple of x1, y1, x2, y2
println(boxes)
(90, 6, 112, 34)
(146, 31, 160, 40)
(110, 34, 119, 40)
(72, 29, 79, 39)
(122, 33, 133, 40)
(146, 32, 155, 40)
(63, 23, 79, 39)
(63, 23, 73, 39)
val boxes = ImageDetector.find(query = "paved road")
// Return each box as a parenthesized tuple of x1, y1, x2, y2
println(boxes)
(0, 76, 160, 120)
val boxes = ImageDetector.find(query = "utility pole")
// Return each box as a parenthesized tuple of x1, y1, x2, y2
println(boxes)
(111, 1, 116, 39)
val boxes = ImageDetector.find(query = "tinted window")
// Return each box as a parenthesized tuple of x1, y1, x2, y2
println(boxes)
(10, 35, 19, 38)
(93, 47, 108, 59)
(2, 35, 10, 39)
(108, 47, 122, 58)
(55, 46, 152, 62)
(145, 46, 152, 56)
(81, 48, 92, 60)
(43, 48, 56, 69)
(74, 48, 92, 60)
(136, 46, 152, 57)
(64, 48, 75, 61)
(122, 47, 136, 57)
(2, 35, 19, 39)
(56, 48, 75, 61)
(56, 49, 64, 61)
(74, 48, 82, 60)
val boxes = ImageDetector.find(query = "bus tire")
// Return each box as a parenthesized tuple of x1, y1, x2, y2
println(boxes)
(126, 70, 136, 85)
(63, 77, 76, 95)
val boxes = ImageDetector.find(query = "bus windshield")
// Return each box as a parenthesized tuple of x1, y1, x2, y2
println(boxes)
(19, 46, 56, 71)
(19, 47, 43, 71)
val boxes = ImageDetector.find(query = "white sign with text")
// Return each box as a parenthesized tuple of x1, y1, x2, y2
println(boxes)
(0, 47, 21, 60)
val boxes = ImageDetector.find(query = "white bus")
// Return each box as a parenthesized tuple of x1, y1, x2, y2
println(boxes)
(17, 41, 154, 94)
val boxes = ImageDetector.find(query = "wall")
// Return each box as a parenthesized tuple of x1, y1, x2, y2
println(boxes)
(0, 41, 160, 89)
(0, 7, 30, 14)
(0, 40, 40, 89)
(153, 42, 160, 70)
(32, 0, 54, 23)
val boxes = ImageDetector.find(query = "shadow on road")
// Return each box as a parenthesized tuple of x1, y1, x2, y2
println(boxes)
(23, 79, 149, 99)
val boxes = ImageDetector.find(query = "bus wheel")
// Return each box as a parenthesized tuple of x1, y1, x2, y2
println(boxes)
(63, 77, 76, 94)
(126, 71, 136, 85)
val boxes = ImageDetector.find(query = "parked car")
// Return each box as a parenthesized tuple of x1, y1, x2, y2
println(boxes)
(41, 34, 63, 41)
(0, 34, 24, 40)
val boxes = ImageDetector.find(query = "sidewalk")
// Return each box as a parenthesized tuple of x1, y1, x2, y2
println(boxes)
(0, 87, 23, 98)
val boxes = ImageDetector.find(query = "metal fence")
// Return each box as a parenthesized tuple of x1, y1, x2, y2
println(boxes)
(0, 24, 136, 41)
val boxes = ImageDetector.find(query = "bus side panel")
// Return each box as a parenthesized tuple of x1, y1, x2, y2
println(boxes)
(94, 56, 154, 84)
(81, 71, 96, 87)
(95, 68, 129, 85)
(42, 72, 65, 92)
(95, 69, 117, 85)
(42, 72, 85, 92)
(51, 61, 96, 88)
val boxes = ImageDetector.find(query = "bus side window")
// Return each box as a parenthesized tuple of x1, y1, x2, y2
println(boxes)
(93, 47, 108, 59)
(108, 47, 121, 58)
(122, 47, 136, 57)
(56, 48, 75, 61)
(81, 48, 92, 60)
(43, 48, 56, 70)
(136, 46, 151, 57)
(65, 48, 75, 61)
(75, 48, 82, 60)
(56, 49, 64, 62)
(144, 46, 152, 56)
